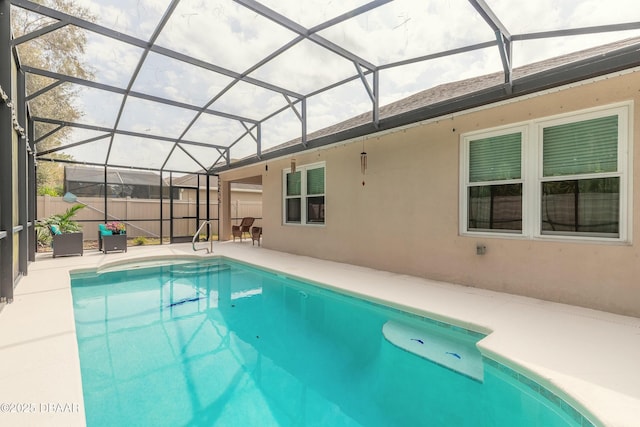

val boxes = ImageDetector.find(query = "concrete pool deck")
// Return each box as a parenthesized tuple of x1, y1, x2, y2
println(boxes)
(0, 242, 639, 426)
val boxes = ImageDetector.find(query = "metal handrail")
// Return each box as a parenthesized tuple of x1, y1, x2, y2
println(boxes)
(192, 220, 214, 254)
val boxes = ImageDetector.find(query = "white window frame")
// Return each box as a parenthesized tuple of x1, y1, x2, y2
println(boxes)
(460, 102, 632, 243)
(461, 125, 527, 236)
(282, 161, 326, 226)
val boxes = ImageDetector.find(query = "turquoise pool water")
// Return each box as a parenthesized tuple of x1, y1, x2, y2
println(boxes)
(71, 259, 590, 426)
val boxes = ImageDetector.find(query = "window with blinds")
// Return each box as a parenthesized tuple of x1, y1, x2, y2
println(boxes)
(543, 115, 618, 177)
(287, 171, 301, 196)
(467, 131, 523, 232)
(285, 171, 301, 223)
(283, 163, 325, 225)
(460, 103, 629, 242)
(306, 167, 325, 223)
(541, 115, 621, 237)
(469, 132, 521, 183)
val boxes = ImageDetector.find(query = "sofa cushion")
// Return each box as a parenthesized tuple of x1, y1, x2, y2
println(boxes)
(98, 224, 112, 236)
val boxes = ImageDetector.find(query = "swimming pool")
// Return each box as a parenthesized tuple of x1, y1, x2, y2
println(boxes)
(71, 258, 594, 426)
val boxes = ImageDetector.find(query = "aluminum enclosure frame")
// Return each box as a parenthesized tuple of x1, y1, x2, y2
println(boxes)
(4, 0, 638, 177)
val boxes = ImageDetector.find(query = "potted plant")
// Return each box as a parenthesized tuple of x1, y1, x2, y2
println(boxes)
(106, 221, 126, 234)
(35, 204, 85, 248)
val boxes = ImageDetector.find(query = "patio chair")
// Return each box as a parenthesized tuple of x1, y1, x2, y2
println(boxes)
(49, 225, 83, 258)
(232, 217, 255, 242)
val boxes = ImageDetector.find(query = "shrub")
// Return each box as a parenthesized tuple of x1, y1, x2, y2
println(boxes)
(37, 186, 63, 196)
(133, 236, 147, 246)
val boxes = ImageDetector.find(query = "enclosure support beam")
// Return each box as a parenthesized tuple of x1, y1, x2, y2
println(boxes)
(280, 94, 307, 148)
(176, 144, 208, 172)
(513, 22, 640, 41)
(34, 122, 64, 144)
(495, 31, 513, 92)
(26, 79, 63, 102)
(159, 172, 164, 245)
(468, 0, 512, 91)
(257, 123, 262, 158)
(22, 65, 258, 125)
(205, 175, 210, 240)
(373, 70, 380, 127)
(37, 133, 111, 156)
(32, 117, 229, 152)
(103, 166, 108, 223)
(218, 178, 231, 242)
(11, 21, 67, 46)
(196, 175, 200, 237)
(301, 98, 307, 147)
(17, 66, 28, 276)
(28, 116, 36, 262)
(235, 0, 381, 70)
(169, 172, 175, 242)
(0, 0, 15, 302)
(355, 64, 380, 128)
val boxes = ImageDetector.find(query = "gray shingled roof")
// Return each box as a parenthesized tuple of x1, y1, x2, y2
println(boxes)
(261, 36, 640, 156)
(65, 165, 162, 186)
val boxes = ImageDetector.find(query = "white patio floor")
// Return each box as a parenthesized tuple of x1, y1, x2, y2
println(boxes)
(0, 241, 639, 426)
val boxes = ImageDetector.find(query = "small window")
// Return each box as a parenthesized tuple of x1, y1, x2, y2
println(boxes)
(285, 171, 301, 223)
(283, 163, 325, 225)
(466, 131, 523, 233)
(306, 167, 325, 224)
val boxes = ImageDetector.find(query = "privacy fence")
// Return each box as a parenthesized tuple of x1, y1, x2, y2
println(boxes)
(37, 195, 262, 244)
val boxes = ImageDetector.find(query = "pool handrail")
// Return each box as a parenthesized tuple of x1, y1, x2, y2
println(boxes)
(192, 220, 214, 254)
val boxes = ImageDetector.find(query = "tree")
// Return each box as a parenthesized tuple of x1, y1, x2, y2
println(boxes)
(11, 0, 95, 189)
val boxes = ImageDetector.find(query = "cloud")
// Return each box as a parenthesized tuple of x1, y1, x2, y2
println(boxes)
(108, 134, 175, 168)
(182, 113, 246, 146)
(117, 97, 199, 137)
(76, 0, 169, 39)
(131, 51, 235, 106)
(248, 39, 357, 95)
(259, 0, 373, 29)
(82, 32, 144, 87)
(155, 0, 295, 73)
(209, 80, 288, 121)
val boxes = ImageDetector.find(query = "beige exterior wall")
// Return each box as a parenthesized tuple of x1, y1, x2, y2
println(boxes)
(220, 70, 640, 317)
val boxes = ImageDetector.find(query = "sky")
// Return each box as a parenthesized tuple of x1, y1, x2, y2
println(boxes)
(21, 0, 640, 172)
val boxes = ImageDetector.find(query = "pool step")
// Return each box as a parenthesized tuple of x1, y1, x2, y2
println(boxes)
(170, 263, 231, 275)
(382, 320, 484, 382)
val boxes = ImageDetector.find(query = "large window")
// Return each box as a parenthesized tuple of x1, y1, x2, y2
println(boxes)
(283, 162, 325, 225)
(461, 103, 630, 242)
(541, 114, 621, 237)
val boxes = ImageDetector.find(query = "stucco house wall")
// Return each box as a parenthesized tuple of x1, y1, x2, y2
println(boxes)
(220, 69, 640, 317)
